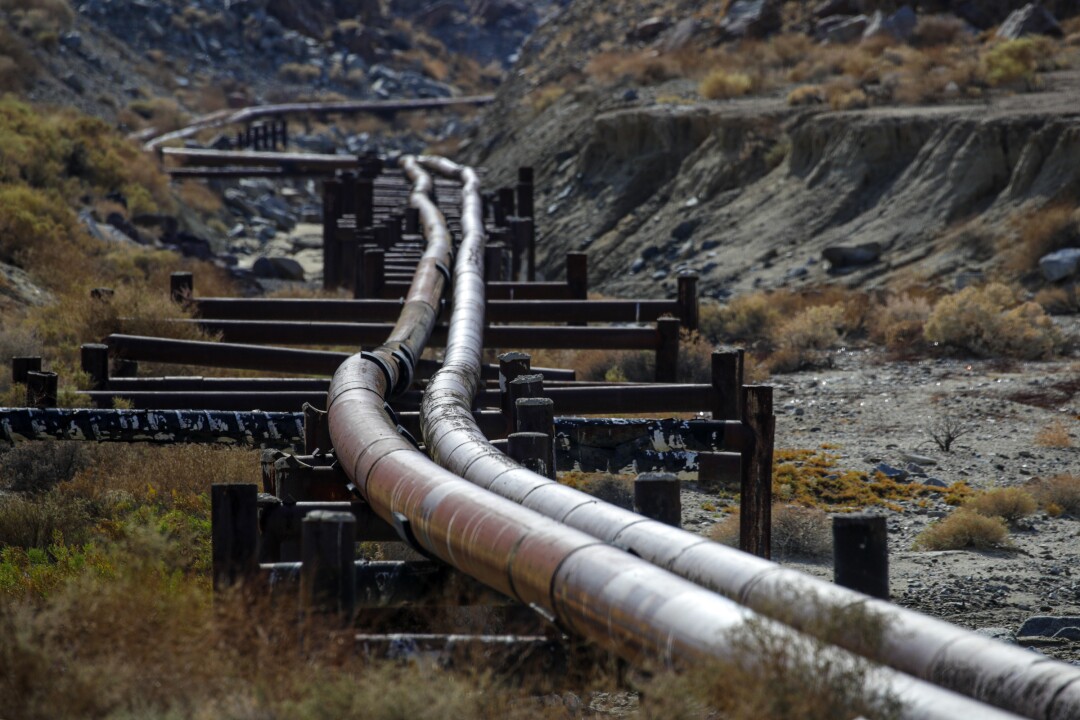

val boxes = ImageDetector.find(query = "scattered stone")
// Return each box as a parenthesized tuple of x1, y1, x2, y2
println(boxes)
(975, 627, 1017, 644)
(873, 462, 909, 482)
(650, 269, 668, 280)
(997, 3, 1063, 39)
(252, 256, 305, 281)
(813, 0, 857, 18)
(62, 72, 85, 93)
(1039, 248, 1080, 282)
(658, 17, 701, 52)
(630, 258, 646, 274)
(671, 218, 700, 242)
(922, 478, 949, 488)
(900, 451, 938, 467)
(106, 212, 143, 244)
(822, 242, 883, 269)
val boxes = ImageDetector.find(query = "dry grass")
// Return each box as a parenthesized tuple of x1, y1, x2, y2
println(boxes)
(699, 69, 753, 99)
(1027, 473, 1080, 516)
(278, 62, 322, 84)
(175, 180, 223, 215)
(1002, 204, 1078, 276)
(1035, 286, 1080, 315)
(766, 304, 844, 373)
(924, 283, 1062, 360)
(709, 504, 832, 559)
(1035, 419, 1074, 448)
(914, 508, 1009, 550)
(526, 84, 567, 114)
(983, 37, 1058, 88)
(964, 487, 1038, 524)
(868, 293, 932, 356)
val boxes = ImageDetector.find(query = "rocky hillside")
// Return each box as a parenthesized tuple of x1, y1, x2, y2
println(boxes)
(464, 0, 1080, 299)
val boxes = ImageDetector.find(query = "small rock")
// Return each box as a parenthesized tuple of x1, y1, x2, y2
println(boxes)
(812, 0, 856, 18)
(900, 451, 937, 467)
(659, 17, 701, 51)
(59, 31, 82, 50)
(671, 218, 701, 242)
(621, 88, 639, 102)
(630, 258, 646, 274)
(651, 269, 668, 280)
(627, 17, 670, 43)
(997, 3, 1063, 40)
(873, 462, 909, 482)
(922, 478, 949, 488)
(974, 627, 1016, 644)
(62, 72, 85, 94)
(1039, 248, 1080, 282)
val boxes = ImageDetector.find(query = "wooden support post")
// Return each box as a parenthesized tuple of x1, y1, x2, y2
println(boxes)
(508, 374, 543, 436)
(833, 514, 889, 600)
(211, 483, 259, 592)
(484, 243, 506, 282)
(634, 472, 681, 527)
(280, 119, 288, 149)
(515, 397, 556, 478)
(361, 248, 385, 300)
(497, 187, 516, 222)
(356, 176, 374, 229)
(25, 371, 58, 408)
(516, 166, 534, 219)
(81, 343, 110, 391)
(740, 385, 774, 559)
(655, 317, 681, 383)
(404, 206, 420, 235)
(697, 451, 741, 493)
(373, 224, 393, 250)
(322, 179, 342, 290)
(509, 217, 528, 281)
(269, 121, 278, 150)
(508, 432, 552, 478)
(340, 235, 359, 293)
(566, 252, 588, 300)
(711, 349, 744, 420)
(235, 130, 244, 149)
(301, 510, 356, 621)
(11, 356, 41, 385)
(170, 271, 193, 303)
(303, 403, 332, 454)
(677, 272, 699, 331)
(498, 352, 531, 430)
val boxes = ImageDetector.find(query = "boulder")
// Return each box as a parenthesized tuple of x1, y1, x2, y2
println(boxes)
(1017, 616, 1080, 640)
(252, 256, 306, 281)
(863, 5, 917, 42)
(1039, 247, 1080, 281)
(106, 212, 143, 244)
(822, 242, 883, 268)
(997, 3, 1063, 39)
(720, 0, 782, 39)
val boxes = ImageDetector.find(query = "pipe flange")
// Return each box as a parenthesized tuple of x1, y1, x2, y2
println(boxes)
(389, 347, 415, 398)
(361, 351, 394, 392)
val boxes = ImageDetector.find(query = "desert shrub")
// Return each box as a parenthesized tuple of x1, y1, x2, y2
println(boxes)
(0, 443, 87, 494)
(1003, 204, 1078, 275)
(828, 87, 868, 111)
(586, 50, 680, 85)
(0, 493, 95, 550)
(526, 83, 566, 113)
(1035, 286, 1080, 315)
(640, 615, 901, 720)
(965, 487, 1037, 524)
(1027, 473, 1080, 516)
(868, 293, 931, 354)
(277, 62, 322, 83)
(787, 84, 824, 106)
(766, 304, 844, 373)
(713, 292, 781, 341)
(912, 14, 968, 47)
(924, 283, 1062, 359)
(176, 180, 223, 215)
(982, 38, 1050, 88)
(125, 97, 187, 132)
(699, 69, 753, 99)
(1035, 419, 1073, 447)
(913, 509, 1008, 550)
(710, 504, 831, 559)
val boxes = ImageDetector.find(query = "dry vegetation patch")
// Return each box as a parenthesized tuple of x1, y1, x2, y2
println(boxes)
(964, 487, 1037, 524)
(709, 503, 832, 559)
(914, 508, 1009, 550)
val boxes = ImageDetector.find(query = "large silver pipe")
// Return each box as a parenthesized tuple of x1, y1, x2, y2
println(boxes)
(408, 157, 1026, 719)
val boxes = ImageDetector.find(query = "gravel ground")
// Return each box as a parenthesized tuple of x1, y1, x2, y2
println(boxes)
(674, 327, 1080, 662)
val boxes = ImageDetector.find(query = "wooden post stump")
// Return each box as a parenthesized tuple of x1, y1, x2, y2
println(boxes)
(25, 371, 58, 408)
(211, 483, 259, 592)
(515, 397, 556, 478)
(508, 432, 553, 478)
(81, 343, 110, 391)
(170, 271, 193, 303)
(301, 510, 356, 621)
(740, 385, 774, 559)
(655, 317, 681, 383)
(833, 514, 889, 600)
(634, 472, 681, 527)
